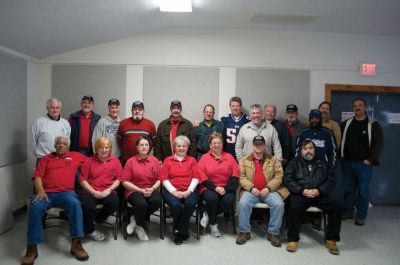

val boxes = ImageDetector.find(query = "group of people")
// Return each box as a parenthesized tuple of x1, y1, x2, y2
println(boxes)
(22, 95, 383, 265)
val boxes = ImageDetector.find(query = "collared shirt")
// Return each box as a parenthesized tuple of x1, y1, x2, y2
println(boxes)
(160, 155, 199, 192)
(121, 155, 161, 199)
(197, 151, 239, 192)
(80, 154, 122, 192)
(33, 151, 87, 192)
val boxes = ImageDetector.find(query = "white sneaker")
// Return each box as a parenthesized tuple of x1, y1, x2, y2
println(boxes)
(135, 225, 149, 241)
(126, 215, 136, 235)
(200, 211, 209, 228)
(89, 230, 105, 241)
(210, 224, 221, 237)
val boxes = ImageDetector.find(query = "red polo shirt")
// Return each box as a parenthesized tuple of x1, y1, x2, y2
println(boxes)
(121, 155, 161, 199)
(198, 151, 239, 193)
(160, 155, 199, 192)
(252, 157, 267, 190)
(80, 155, 122, 192)
(33, 151, 87, 193)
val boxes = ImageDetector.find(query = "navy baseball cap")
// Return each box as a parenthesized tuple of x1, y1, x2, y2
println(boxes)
(309, 109, 322, 120)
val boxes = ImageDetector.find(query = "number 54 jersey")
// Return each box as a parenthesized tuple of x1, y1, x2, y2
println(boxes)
(221, 113, 251, 160)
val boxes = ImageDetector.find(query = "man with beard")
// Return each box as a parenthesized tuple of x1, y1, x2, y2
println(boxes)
(92, 98, 122, 158)
(69, 95, 101, 156)
(235, 104, 282, 161)
(341, 98, 383, 225)
(154, 100, 196, 162)
(284, 139, 342, 254)
(296, 109, 337, 170)
(319, 101, 342, 147)
(117, 101, 156, 165)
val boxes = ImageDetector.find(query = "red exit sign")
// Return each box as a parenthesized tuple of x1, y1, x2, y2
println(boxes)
(359, 63, 377, 76)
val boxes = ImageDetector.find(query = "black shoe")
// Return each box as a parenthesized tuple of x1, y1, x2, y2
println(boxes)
(174, 233, 183, 245)
(181, 234, 190, 241)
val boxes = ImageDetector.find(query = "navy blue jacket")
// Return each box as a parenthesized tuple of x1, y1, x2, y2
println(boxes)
(69, 111, 101, 155)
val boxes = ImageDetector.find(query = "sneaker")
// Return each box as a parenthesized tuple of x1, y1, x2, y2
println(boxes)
(326, 240, 340, 255)
(210, 224, 221, 238)
(266, 233, 282, 247)
(355, 218, 365, 226)
(135, 226, 149, 241)
(200, 211, 209, 228)
(89, 230, 105, 241)
(236, 232, 251, 245)
(126, 215, 136, 235)
(286, 241, 298, 252)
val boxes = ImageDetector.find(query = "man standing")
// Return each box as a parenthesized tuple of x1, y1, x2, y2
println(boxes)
(154, 100, 196, 162)
(92, 98, 121, 158)
(21, 136, 89, 265)
(284, 104, 306, 158)
(284, 139, 342, 254)
(296, 109, 337, 170)
(341, 98, 383, 225)
(117, 101, 156, 164)
(221, 96, 251, 159)
(319, 101, 342, 147)
(69, 95, 101, 156)
(195, 104, 226, 160)
(264, 104, 293, 166)
(31, 98, 71, 162)
(236, 136, 288, 247)
(235, 104, 282, 161)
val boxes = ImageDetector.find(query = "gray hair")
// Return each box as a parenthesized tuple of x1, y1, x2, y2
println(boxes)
(46, 98, 62, 108)
(250, 104, 262, 112)
(264, 104, 277, 114)
(174, 135, 190, 147)
(54, 136, 70, 147)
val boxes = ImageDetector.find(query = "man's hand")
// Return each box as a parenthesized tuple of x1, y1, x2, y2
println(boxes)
(251, 187, 261, 197)
(260, 187, 270, 197)
(215, 186, 226, 196)
(302, 189, 320, 198)
(32, 190, 48, 203)
(363, 159, 371, 165)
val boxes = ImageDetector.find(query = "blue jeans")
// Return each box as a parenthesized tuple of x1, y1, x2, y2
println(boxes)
(238, 191, 284, 235)
(342, 160, 373, 219)
(163, 192, 199, 236)
(27, 191, 84, 244)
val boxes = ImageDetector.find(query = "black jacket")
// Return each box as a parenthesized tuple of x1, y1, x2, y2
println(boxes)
(270, 119, 293, 160)
(284, 156, 335, 196)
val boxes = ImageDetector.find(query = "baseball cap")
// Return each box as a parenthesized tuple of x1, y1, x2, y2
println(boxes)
(82, 95, 94, 102)
(309, 109, 322, 120)
(108, 98, 120, 106)
(253, 135, 266, 144)
(132, 101, 144, 109)
(286, 104, 298, 113)
(170, 100, 182, 108)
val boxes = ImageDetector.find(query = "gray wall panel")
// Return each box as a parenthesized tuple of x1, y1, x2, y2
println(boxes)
(52, 65, 126, 118)
(143, 66, 219, 126)
(236, 68, 310, 122)
(0, 52, 27, 167)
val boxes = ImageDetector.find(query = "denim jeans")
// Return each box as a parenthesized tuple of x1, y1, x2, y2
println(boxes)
(342, 160, 373, 219)
(27, 191, 84, 244)
(238, 191, 284, 235)
(163, 191, 199, 236)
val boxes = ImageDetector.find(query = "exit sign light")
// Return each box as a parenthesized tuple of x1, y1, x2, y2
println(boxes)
(359, 63, 377, 77)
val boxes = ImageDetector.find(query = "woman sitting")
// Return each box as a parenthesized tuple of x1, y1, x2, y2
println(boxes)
(80, 137, 122, 241)
(161, 135, 199, 245)
(198, 132, 239, 237)
(122, 136, 161, 241)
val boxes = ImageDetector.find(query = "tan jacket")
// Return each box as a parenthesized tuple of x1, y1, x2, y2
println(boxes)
(322, 119, 342, 147)
(239, 153, 289, 200)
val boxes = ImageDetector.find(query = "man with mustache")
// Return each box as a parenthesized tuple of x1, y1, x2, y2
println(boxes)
(319, 101, 342, 147)
(340, 98, 383, 225)
(69, 95, 101, 156)
(284, 139, 342, 254)
(117, 101, 156, 165)
(154, 100, 196, 162)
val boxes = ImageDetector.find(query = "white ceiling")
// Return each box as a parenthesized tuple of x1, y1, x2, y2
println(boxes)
(1, 0, 399, 58)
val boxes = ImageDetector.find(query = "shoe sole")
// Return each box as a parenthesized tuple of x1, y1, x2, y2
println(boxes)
(71, 252, 89, 261)
(286, 248, 297, 252)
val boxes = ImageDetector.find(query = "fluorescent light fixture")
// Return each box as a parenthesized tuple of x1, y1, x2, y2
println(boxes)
(159, 0, 192, 12)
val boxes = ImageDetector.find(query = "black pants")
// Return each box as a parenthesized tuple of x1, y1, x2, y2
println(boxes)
(127, 191, 162, 227)
(287, 194, 342, 242)
(81, 192, 119, 234)
(201, 189, 235, 225)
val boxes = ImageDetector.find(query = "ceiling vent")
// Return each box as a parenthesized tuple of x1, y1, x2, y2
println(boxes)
(251, 13, 319, 24)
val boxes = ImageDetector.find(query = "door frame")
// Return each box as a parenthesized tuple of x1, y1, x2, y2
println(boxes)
(325, 84, 400, 102)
